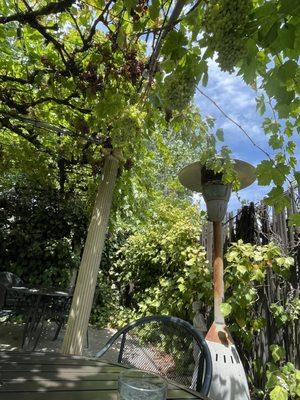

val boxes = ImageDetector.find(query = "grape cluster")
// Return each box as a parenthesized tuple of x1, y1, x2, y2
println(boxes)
(81, 62, 104, 95)
(130, 0, 148, 21)
(162, 72, 196, 112)
(123, 50, 144, 85)
(203, 0, 252, 72)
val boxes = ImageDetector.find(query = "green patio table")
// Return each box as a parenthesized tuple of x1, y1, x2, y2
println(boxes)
(0, 352, 211, 400)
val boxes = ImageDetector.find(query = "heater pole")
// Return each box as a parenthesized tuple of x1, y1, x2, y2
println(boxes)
(213, 221, 224, 325)
(178, 159, 255, 400)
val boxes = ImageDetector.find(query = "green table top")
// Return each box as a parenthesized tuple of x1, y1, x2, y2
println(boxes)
(0, 352, 210, 400)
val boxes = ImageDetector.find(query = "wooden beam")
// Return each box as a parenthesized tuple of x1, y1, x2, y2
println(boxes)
(61, 151, 121, 355)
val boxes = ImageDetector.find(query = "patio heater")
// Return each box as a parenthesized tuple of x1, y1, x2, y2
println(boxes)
(178, 159, 256, 400)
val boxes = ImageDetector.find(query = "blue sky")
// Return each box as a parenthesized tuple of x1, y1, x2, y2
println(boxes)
(194, 60, 300, 212)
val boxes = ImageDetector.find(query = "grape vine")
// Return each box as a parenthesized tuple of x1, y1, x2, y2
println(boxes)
(203, 0, 253, 72)
(162, 71, 197, 112)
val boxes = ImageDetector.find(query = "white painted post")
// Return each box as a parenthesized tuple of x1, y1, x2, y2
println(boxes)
(61, 151, 121, 355)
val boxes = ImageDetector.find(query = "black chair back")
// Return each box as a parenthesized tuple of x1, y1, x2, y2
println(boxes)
(96, 315, 212, 396)
(0, 271, 24, 309)
(0, 271, 23, 287)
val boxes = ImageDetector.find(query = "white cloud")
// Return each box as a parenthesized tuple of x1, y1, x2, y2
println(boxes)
(193, 60, 274, 209)
(191, 59, 300, 212)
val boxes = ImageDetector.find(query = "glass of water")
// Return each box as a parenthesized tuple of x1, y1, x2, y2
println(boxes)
(118, 369, 167, 400)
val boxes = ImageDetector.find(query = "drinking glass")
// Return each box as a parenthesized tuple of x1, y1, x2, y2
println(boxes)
(118, 369, 167, 400)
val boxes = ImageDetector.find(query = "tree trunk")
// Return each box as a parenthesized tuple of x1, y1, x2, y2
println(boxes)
(61, 152, 120, 355)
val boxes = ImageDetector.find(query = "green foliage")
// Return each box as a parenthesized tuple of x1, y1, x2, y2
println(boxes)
(195, 0, 300, 215)
(266, 346, 300, 400)
(203, 0, 253, 72)
(0, 3, 299, 396)
(270, 298, 300, 327)
(161, 70, 197, 112)
(288, 213, 300, 227)
(92, 215, 299, 400)
(223, 240, 300, 399)
(100, 196, 211, 325)
(0, 0, 299, 223)
(90, 273, 121, 327)
(224, 240, 294, 345)
(0, 0, 213, 221)
(0, 181, 86, 287)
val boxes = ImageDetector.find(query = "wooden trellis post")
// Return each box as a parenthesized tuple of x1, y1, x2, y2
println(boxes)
(62, 150, 122, 355)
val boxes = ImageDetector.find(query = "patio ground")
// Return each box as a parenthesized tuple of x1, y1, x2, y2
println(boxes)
(0, 321, 117, 359)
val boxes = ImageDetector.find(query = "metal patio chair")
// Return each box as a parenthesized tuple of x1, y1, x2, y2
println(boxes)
(96, 315, 212, 396)
(0, 271, 23, 287)
(0, 271, 26, 318)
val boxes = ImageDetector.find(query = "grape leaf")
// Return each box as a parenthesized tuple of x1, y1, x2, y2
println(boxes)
(256, 160, 273, 185)
(277, 60, 298, 83)
(161, 30, 187, 57)
(270, 344, 285, 362)
(256, 95, 266, 115)
(288, 213, 300, 227)
(149, 0, 160, 21)
(216, 128, 224, 142)
(294, 171, 300, 185)
(265, 187, 291, 213)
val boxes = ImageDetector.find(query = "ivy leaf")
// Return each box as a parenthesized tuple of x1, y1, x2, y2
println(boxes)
(284, 121, 293, 137)
(220, 302, 232, 317)
(178, 283, 186, 292)
(263, 118, 280, 134)
(270, 386, 288, 400)
(117, 27, 126, 48)
(264, 76, 294, 106)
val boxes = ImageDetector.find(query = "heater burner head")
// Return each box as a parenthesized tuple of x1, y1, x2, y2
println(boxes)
(178, 158, 256, 193)
(201, 182, 232, 222)
(178, 158, 256, 221)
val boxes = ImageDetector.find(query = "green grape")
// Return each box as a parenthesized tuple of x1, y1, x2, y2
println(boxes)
(203, 0, 253, 72)
(162, 72, 196, 111)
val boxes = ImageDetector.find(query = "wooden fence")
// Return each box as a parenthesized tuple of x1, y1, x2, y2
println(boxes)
(198, 184, 300, 385)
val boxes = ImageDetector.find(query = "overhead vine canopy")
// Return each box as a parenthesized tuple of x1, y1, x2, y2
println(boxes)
(0, 0, 299, 220)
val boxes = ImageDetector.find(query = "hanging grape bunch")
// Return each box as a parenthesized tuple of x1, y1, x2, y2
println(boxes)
(203, 0, 253, 72)
(123, 50, 144, 85)
(162, 71, 196, 112)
